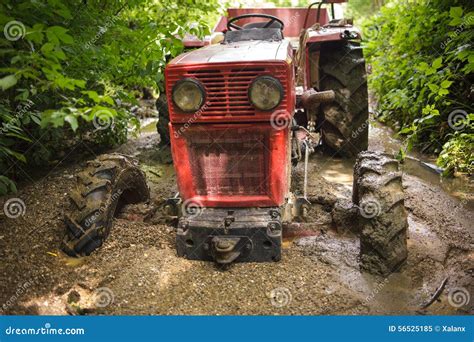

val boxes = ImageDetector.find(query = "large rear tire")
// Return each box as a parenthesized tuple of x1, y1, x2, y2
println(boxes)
(353, 151, 408, 276)
(62, 154, 150, 257)
(319, 41, 369, 157)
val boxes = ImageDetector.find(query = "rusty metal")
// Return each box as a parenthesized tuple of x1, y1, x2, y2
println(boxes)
(211, 237, 242, 264)
(300, 89, 335, 108)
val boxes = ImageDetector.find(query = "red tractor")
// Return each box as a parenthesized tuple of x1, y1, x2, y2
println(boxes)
(62, 1, 408, 276)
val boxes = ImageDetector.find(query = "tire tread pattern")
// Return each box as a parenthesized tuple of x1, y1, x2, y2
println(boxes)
(62, 153, 150, 256)
(353, 151, 408, 275)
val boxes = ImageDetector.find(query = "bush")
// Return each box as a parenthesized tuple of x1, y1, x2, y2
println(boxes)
(363, 0, 473, 176)
(0, 0, 220, 195)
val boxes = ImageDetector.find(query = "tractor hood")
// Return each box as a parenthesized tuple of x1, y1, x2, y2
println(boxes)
(168, 40, 292, 66)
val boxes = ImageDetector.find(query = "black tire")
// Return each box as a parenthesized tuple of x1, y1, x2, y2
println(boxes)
(62, 154, 150, 257)
(353, 151, 408, 276)
(156, 96, 170, 147)
(319, 41, 369, 157)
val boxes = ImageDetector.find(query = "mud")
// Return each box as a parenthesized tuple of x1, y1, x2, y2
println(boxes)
(0, 121, 472, 315)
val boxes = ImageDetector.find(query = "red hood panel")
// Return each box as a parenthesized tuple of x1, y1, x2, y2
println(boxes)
(168, 40, 291, 65)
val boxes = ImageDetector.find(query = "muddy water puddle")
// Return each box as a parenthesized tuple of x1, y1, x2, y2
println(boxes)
(312, 120, 473, 209)
(295, 216, 460, 315)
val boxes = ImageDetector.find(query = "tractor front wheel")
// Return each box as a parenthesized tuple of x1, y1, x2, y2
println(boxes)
(353, 151, 408, 276)
(62, 154, 149, 257)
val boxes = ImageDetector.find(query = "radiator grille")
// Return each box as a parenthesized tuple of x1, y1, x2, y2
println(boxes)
(185, 129, 269, 196)
(168, 65, 288, 117)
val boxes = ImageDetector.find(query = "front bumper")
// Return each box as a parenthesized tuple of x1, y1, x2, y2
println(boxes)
(176, 207, 282, 263)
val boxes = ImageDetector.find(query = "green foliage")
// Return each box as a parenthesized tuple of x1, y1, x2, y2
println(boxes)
(0, 0, 220, 195)
(364, 0, 474, 176)
(437, 132, 474, 176)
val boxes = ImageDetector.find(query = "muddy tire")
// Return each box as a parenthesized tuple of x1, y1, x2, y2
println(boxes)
(62, 154, 150, 257)
(353, 151, 408, 276)
(156, 96, 170, 147)
(319, 41, 368, 157)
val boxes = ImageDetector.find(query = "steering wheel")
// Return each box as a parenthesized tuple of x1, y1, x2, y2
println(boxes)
(227, 13, 285, 31)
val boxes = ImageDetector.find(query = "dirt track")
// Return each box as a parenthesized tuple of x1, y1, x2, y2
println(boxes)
(0, 125, 472, 315)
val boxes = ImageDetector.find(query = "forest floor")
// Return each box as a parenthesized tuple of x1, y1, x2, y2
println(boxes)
(0, 115, 472, 315)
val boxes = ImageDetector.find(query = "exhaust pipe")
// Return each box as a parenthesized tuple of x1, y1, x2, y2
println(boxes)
(300, 89, 335, 108)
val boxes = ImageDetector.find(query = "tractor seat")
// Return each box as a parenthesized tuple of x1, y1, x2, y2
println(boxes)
(243, 21, 284, 30)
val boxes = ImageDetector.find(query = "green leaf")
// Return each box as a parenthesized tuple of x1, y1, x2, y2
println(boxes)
(417, 62, 429, 71)
(41, 42, 55, 54)
(0, 74, 18, 91)
(5, 131, 31, 142)
(52, 47, 66, 60)
(440, 80, 452, 88)
(102, 96, 114, 105)
(399, 126, 414, 134)
(424, 67, 435, 76)
(83, 90, 100, 103)
(31, 114, 42, 125)
(428, 83, 439, 92)
(438, 89, 449, 96)
(27, 23, 45, 44)
(449, 7, 463, 19)
(75, 80, 86, 88)
(4, 148, 26, 163)
(46, 26, 73, 45)
(65, 114, 78, 131)
(396, 147, 406, 162)
(432, 57, 442, 69)
(56, 8, 72, 20)
(449, 17, 463, 26)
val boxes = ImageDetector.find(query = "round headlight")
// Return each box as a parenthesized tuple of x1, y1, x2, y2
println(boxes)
(248, 76, 283, 111)
(172, 78, 205, 112)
